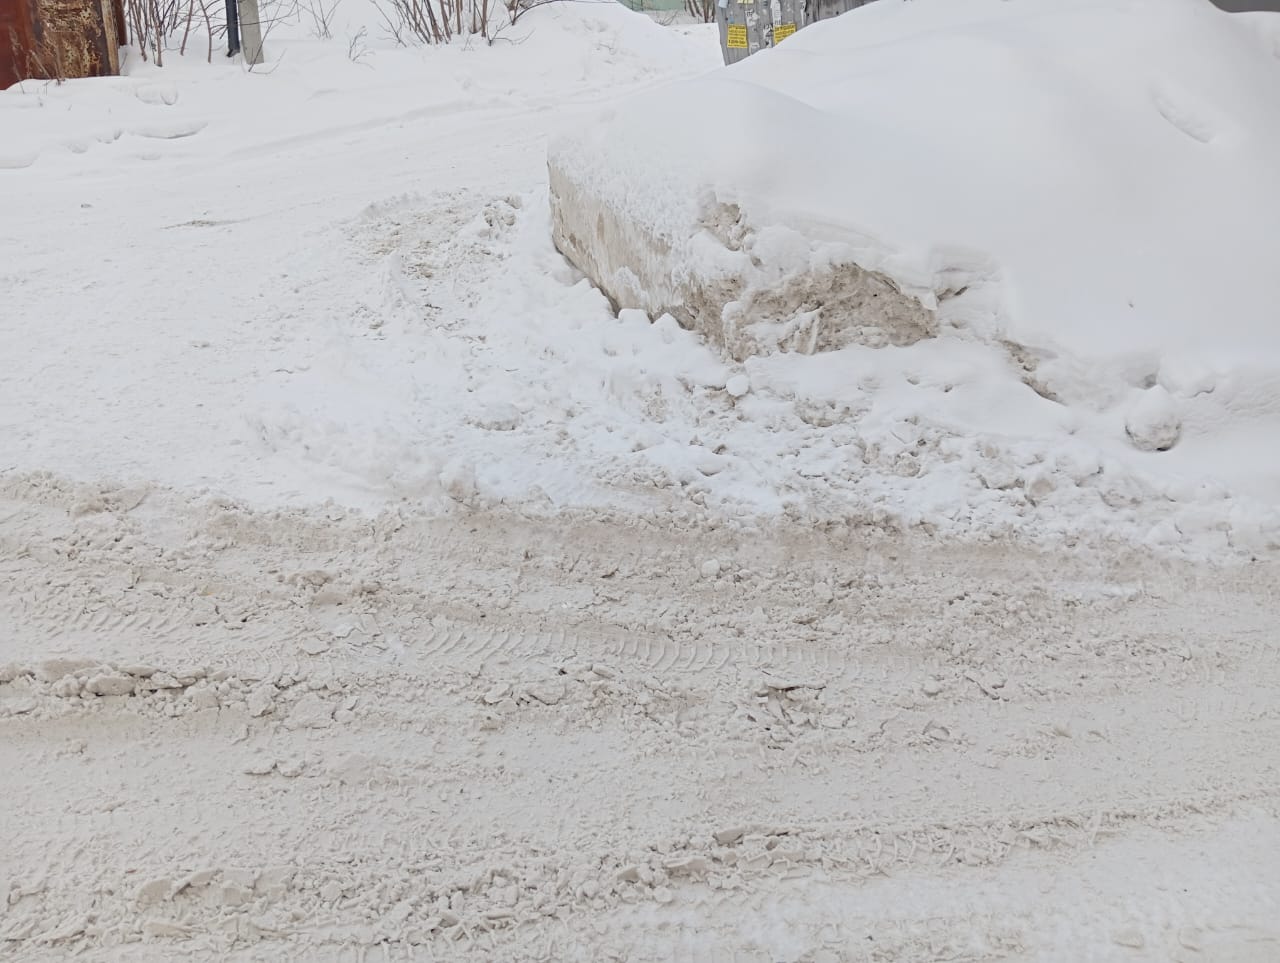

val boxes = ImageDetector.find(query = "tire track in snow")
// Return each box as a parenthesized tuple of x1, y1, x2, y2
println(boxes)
(1, 475, 1278, 961)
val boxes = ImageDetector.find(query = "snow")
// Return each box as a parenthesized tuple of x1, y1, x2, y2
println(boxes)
(2, 5, 1279, 553)
(3, 1, 1280, 960)
(549, 0, 1280, 555)
(559, 0, 1280, 358)
(0, 2, 721, 511)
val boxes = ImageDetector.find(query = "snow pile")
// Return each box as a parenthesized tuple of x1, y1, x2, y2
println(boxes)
(4, 0, 1280, 557)
(553, 0, 1280, 361)
(549, 0, 1280, 554)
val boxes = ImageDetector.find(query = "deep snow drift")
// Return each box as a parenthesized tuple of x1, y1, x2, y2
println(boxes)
(558, 0, 1280, 361)
(552, 0, 1280, 555)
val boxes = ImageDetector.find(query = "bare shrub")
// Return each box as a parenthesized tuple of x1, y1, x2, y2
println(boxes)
(347, 24, 371, 62)
(124, 0, 300, 66)
(685, 0, 714, 23)
(125, 0, 225, 64)
(373, 0, 407, 44)
(379, 0, 451, 45)
(373, 0, 562, 46)
(128, 0, 179, 65)
(305, 0, 342, 38)
(505, 0, 561, 27)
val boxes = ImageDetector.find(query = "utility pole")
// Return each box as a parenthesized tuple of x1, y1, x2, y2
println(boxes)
(238, 0, 265, 66)
(225, 0, 240, 56)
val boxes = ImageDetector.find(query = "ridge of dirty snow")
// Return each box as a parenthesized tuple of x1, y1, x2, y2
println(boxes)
(5, 176, 1280, 557)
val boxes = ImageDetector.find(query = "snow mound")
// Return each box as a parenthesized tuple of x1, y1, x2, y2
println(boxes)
(552, 0, 1280, 363)
(546, 0, 1280, 554)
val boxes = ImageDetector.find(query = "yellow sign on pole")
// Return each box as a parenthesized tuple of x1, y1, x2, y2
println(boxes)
(774, 21, 796, 42)
(726, 23, 748, 48)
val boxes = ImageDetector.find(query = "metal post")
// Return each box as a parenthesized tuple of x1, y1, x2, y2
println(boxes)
(225, 0, 240, 56)
(237, 0, 264, 65)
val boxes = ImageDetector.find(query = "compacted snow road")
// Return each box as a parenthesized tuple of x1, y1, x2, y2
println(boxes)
(2, 474, 1277, 962)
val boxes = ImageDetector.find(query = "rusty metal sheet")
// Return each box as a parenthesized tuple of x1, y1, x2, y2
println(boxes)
(36, 0, 120, 79)
(1, 0, 38, 88)
(1, 0, 120, 88)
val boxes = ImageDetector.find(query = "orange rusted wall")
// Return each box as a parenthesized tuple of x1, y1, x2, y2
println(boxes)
(1, 0, 37, 88)
(1, 0, 123, 88)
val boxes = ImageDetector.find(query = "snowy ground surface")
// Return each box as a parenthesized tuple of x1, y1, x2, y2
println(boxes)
(1, 0, 1279, 960)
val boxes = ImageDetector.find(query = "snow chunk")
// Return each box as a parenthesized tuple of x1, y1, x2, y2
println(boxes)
(1126, 387, 1182, 452)
(470, 402, 522, 432)
(726, 374, 751, 398)
(439, 459, 478, 504)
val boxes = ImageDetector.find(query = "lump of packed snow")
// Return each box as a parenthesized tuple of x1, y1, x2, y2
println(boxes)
(549, 0, 1280, 369)
(1125, 386, 1182, 452)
